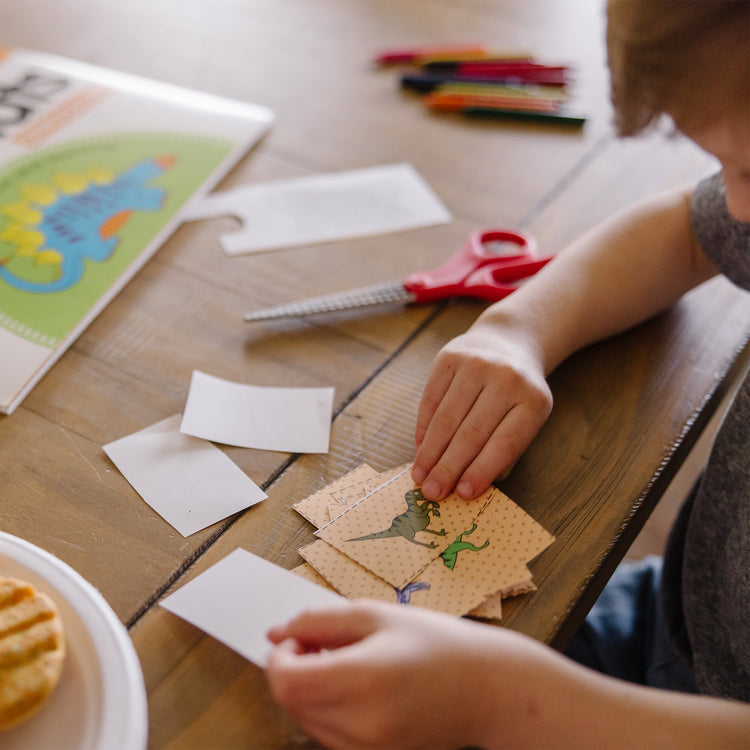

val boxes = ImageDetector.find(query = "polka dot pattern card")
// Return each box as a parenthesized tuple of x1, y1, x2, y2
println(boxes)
(292, 463, 378, 528)
(299, 540, 398, 603)
(317, 469, 494, 589)
(292, 463, 555, 619)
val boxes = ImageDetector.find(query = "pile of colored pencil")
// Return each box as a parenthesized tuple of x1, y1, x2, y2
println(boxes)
(374, 44, 586, 127)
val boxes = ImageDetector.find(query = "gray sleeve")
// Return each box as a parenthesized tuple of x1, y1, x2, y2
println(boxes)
(689, 172, 750, 290)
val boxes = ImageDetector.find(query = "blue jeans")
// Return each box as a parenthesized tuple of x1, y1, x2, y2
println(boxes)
(565, 556, 698, 693)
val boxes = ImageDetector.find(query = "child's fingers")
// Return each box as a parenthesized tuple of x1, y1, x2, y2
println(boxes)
(266, 639, 345, 716)
(266, 636, 361, 701)
(412, 375, 490, 493)
(454, 401, 549, 498)
(267, 605, 398, 719)
(413, 364, 454, 456)
(418, 383, 515, 499)
(267, 600, 385, 651)
(416, 355, 553, 500)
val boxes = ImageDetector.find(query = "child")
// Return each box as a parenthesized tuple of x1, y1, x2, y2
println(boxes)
(266, 1, 750, 747)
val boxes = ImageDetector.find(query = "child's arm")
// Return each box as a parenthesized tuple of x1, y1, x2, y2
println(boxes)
(266, 601, 750, 750)
(412, 186, 719, 500)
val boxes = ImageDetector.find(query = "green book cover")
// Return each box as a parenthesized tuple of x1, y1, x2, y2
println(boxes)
(0, 48, 273, 414)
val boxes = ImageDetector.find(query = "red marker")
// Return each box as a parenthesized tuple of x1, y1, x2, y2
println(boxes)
(373, 44, 488, 66)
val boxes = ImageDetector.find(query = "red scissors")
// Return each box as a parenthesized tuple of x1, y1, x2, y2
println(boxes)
(244, 228, 553, 322)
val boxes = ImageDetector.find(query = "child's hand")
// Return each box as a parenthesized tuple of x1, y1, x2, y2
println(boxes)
(265, 600, 538, 750)
(411, 315, 552, 500)
(267, 601, 750, 750)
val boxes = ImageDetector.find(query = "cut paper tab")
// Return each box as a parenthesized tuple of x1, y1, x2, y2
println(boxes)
(160, 548, 343, 668)
(181, 370, 334, 453)
(103, 414, 267, 536)
(186, 162, 451, 255)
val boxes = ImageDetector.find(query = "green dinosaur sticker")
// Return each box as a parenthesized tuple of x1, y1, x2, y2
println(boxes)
(440, 523, 490, 570)
(0, 133, 232, 347)
(346, 488, 448, 549)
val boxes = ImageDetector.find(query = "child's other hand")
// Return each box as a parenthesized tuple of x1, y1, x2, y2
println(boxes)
(265, 600, 534, 750)
(411, 316, 552, 500)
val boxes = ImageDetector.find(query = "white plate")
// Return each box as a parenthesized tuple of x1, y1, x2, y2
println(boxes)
(0, 532, 148, 749)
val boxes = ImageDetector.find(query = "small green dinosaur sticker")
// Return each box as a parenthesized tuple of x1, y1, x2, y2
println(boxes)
(440, 523, 489, 570)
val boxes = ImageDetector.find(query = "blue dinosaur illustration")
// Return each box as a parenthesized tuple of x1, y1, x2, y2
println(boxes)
(395, 581, 430, 605)
(440, 523, 489, 570)
(0, 155, 175, 293)
(346, 488, 447, 549)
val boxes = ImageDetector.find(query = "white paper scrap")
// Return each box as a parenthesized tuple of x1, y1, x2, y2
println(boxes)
(181, 370, 334, 453)
(103, 414, 266, 536)
(186, 162, 451, 255)
(160, 548, 344, 667)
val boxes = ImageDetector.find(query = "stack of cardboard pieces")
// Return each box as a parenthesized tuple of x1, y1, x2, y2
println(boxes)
(291, 463, 554, 619)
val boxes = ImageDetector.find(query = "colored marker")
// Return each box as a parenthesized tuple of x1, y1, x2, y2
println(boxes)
(425, 58, 565, 69)
(373, 44, 487, 66)
(459, 106, 586, 126)
(418, 51, 532, 65)
(425, 92, 562, 113)
(431, 81, 569, 101)
(423, 61, 570, 87)
(401, 72, 567, 92)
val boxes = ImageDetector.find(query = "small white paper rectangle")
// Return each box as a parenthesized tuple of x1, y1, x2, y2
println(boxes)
(180, 370, 334, 453)
(160, 548, 343, 667)
(103, 414, 266, 536)
(187, 162, 451, 255)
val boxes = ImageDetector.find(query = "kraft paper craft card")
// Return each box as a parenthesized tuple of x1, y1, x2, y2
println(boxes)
(303, 491, 553, 616)
(292, 463, 378, 528)
(291, 562, 337, 591)
(470, 578, 538, 621)
(295, 462, 555, 619)
(316, 469, 494, 589)
(293, 463, 410, 529)
(392, 493, 554, 615)
(328, 464, 407, 506)
(294, 544, 528, 621)
(299, 539, 520, 620)
(300, 539, 398, 603)
(0, 48, 273, 414)
(293, 463, 408, 528)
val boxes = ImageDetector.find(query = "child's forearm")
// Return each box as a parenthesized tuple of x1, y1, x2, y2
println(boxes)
(482, 185, 717, 375)
(590, 681, 750, 750)
(267, 601, 750, 750)
(412, 185, 718, 500)
(476, 632, 750, 750)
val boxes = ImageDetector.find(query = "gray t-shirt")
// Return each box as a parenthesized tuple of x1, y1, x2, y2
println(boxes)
(661, 171, 750, 700)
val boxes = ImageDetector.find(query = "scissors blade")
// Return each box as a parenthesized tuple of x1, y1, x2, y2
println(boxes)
(244, 280, 416, 322)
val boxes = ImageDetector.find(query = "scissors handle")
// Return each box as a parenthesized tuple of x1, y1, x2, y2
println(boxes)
(403, 228, 540, 303)
(459, 256, 554, 301)
(244, 227, 549, 321)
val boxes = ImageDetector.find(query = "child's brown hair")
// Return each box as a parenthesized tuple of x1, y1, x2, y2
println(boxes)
(606, 0, 750, 137)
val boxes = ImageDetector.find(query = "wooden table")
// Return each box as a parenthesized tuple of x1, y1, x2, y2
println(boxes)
(3, 1, 750, 747)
